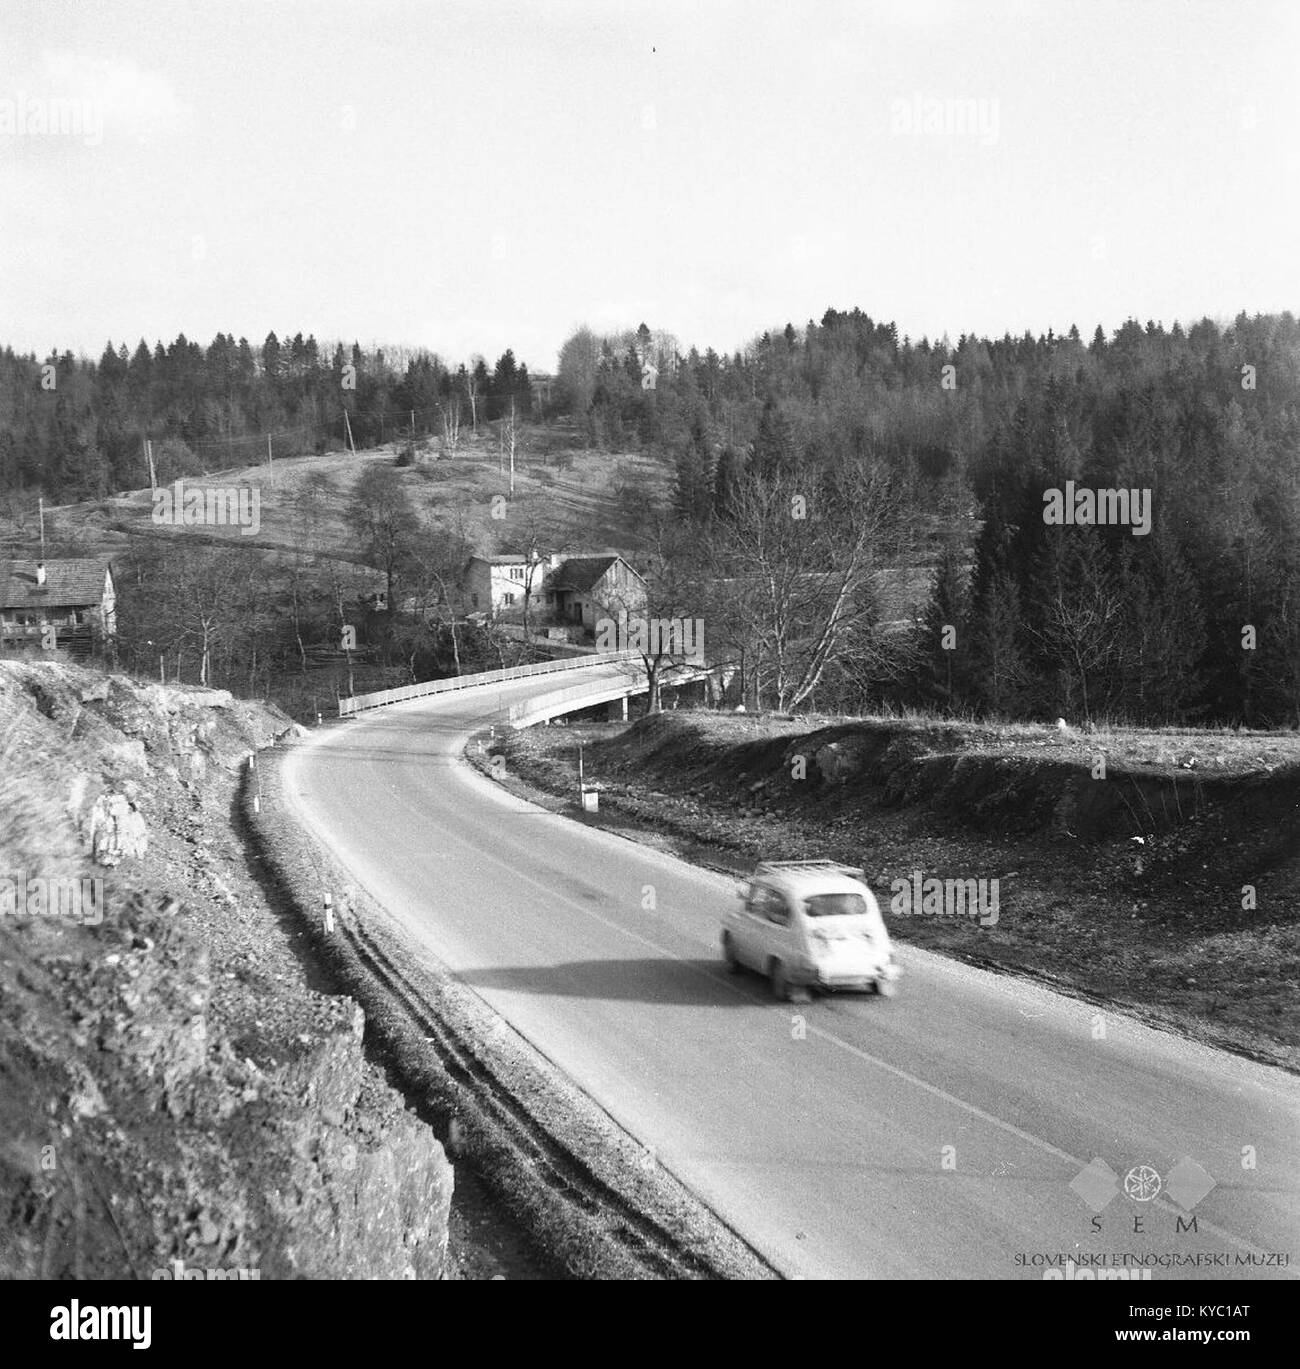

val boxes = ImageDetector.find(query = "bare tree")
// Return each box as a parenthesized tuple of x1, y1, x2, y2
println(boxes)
(599, 522, 709, 712)
(163, 546, 242, 688)
(708, 466, 903, 712)
(439, 396, 463, 457)
(348, 465, 422, 613)
(404, 516, 476, 677)
(1027, 531, 1124, 724)
(495, 496, 568, 642)
(464, 362, 482, 435)
(291, 469, 336, 554)
(503, 396, 521, 497)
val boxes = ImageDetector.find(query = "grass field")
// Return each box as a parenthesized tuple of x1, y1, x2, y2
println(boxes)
(20, 424, 674, 570)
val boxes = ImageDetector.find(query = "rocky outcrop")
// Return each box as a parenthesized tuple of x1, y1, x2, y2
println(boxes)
(89, 792, 149, 866)
(0, 660, 453, 1280)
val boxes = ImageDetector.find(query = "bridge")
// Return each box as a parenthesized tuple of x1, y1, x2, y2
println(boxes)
(339, 651, 728, 723)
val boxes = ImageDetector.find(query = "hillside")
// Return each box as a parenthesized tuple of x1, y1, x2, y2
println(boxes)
(0, 658, 518, 1278)
(20, 424, 674, 570)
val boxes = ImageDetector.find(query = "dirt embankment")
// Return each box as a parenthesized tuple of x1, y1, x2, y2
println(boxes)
(482, 711, 1300, 1070)
(0, 660, 452, 1279)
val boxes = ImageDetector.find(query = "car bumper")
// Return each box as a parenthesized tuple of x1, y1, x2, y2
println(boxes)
(792, 962, 898, 990)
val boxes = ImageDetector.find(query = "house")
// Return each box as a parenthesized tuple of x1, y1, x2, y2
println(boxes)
(464, 553, 547, 615)
(0, 559, 117, 660)
(463, 550, 647, 632)
(546, 554, 646, 631)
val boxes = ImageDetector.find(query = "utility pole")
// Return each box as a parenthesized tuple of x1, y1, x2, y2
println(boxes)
(38, 497, 46, 559)
(145, 438, 157, 494)
(343, 409, 356, 455)
(266, 433, 273, 477)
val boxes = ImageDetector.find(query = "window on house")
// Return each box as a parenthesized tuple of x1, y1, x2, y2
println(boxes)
(471, 593, 479, 608)
(503, 593, 515, 606)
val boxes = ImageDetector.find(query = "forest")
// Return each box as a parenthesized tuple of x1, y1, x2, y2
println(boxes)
(1, 307, 1297, 727)
(574, 311, 1300, 728)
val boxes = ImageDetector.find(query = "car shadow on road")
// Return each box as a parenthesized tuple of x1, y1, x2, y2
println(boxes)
(458, 957, 770, 1007)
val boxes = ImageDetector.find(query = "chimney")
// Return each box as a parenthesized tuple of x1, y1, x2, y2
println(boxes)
(35, 563, 46, 587)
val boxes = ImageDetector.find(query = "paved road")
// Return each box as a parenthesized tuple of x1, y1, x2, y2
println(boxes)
(284, 673, 1300, 1279)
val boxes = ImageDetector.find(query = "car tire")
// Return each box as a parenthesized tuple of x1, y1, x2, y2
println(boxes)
(722, 931, 740, 973)
(769, 959, 791, 1002)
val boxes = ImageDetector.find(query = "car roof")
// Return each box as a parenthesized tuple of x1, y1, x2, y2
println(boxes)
(754, 864, 872, 899)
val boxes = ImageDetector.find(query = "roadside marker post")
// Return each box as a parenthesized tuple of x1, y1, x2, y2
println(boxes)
(578, 743, 599, 812)
(323, 891, 335, 934)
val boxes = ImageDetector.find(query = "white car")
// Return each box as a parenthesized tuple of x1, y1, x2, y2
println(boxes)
(722, 859, 900, 1001)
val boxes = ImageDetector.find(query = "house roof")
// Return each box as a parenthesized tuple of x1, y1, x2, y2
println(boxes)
(467, 549, 645, 589)
(548, 555, 621, 594)
(0, 559, 112, 610)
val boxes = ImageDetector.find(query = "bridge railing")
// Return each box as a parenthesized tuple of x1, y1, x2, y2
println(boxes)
(338, 650, 641, 717)
(507, 660, 719, 728)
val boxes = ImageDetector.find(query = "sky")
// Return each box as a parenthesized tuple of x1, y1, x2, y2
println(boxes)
(1, 0, 1297, 372)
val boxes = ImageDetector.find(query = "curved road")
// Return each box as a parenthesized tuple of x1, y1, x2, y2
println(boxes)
(284, 670, 1300, 1279)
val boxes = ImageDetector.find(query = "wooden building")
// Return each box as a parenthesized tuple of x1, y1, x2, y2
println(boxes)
(0, 559, 117, 660)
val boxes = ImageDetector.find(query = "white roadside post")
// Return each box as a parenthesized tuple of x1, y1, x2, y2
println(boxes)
(578, 742, 598, 812)
(323, 891, 335, 934)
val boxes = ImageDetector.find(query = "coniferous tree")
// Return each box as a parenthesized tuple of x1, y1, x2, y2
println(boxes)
(712, 445, 745, 521)
(673, 413, 714, 522)
(917, 540, 972, 710)
(1115, 530, 1207, 723)
(968, 561, 1028, 717)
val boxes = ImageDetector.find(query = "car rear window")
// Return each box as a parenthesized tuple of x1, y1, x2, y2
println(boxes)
(804, 892, 868, 918)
